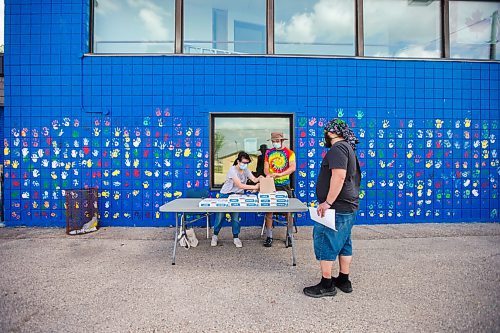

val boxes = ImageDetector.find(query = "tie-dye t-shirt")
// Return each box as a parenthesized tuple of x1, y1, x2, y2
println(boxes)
(265, 147, 296, 186)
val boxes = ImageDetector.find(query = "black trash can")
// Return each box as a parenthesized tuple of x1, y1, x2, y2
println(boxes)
(65, 188, 99, 235)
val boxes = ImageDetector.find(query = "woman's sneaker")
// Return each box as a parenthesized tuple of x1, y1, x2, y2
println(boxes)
(211, 235, 218, 247)
(263, 237, 273, 247)
(233, 238, 243, 248)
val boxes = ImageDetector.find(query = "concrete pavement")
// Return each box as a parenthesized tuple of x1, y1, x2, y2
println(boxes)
(0, 223, 499, 332)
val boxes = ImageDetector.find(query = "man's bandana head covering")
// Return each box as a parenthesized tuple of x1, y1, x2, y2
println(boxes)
(324, 118, 359, 150)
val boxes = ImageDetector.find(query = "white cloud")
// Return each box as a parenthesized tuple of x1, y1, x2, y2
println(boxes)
(128, 0, 170, 41)
(139, 8, 169, 40)
(277, 12, 316, 43)
(127, 0, 164, 14)
(276, 0, 444, 54)
(364, 0, 441, 44)
(313, 0, 354, 38)
(394, 45, 440, 58)
(276, 0, 354, 44)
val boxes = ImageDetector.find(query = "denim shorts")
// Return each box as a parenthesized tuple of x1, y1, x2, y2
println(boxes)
(313, 211, 357, 261)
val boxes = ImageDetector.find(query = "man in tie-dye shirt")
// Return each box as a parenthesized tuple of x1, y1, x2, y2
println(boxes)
(263, 132, 296, 247)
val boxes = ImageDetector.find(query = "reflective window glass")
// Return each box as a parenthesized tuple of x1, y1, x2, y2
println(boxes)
(450, 1, 500, 60)
(93, 0, 175, 53)
(274, 0, 355, 55)
(364, 0, 441, 58)
(0, 0, 3, 53)
(211, 114, 293, 188)
(184, 0, 266, 54)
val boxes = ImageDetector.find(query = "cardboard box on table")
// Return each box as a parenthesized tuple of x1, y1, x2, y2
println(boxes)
(258, 175, 289, 206)
(259, 177, 276, 194)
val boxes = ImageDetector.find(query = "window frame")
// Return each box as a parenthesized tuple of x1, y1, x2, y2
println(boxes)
(182, 0, 268, 55)
(87, 0, 499, 62)
(90, 0, 177, 54)
(209, 112, 295, 190)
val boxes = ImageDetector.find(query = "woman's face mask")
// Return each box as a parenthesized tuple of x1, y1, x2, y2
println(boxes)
(272, 141, 282, 149)
(239, 162, 248, 170)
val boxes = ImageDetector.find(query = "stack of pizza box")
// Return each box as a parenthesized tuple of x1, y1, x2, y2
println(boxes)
(198, 198, 228, 207)
(258, 191, 289, 207)
(227, 194, 259, 207)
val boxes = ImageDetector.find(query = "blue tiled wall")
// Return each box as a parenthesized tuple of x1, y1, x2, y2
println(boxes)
(3, 1, 499, 226)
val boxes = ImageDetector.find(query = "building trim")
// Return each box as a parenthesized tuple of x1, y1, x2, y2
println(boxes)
(442, 0, 450, 58)
(266, 0, 274, 54)
(175, 0, 183, 54)
(356, 0, 364, 57)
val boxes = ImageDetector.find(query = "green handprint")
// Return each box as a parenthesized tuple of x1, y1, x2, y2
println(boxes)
(355, 110, 364, 119)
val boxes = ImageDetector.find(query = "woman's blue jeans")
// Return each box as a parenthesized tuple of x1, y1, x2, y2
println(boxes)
(213, 212, 240, 238)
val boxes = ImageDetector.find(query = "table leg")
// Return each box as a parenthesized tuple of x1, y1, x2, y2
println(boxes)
(206, 214, 210, 239)
(172, 212, 179, 265)
(288, 213, 296, 266)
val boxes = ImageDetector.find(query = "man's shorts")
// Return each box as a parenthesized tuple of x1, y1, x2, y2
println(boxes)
(313, 211, 357, 261)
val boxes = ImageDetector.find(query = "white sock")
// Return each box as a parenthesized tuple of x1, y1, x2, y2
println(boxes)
(266, 227, 273, 238)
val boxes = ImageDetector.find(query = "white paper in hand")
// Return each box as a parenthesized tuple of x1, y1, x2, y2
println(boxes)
(309, 207, 336, 231)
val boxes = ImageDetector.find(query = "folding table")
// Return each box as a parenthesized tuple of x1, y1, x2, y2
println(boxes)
(159, 198, 308, 266)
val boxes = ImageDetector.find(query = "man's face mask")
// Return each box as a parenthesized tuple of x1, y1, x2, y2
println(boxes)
(272, 141, 282, 149)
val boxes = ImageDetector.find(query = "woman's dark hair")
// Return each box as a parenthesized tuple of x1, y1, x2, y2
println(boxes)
(233, 151, 252, 165)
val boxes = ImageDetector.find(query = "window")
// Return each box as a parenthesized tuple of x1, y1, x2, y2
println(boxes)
(364, 0, 441, 58)
(92, 0, 175, 53)
(450, 1, 500, 60)
(183, 0, 266, 54)
(274, 0, 355, 56)
(0, 0, 3, 53)
(210, 113, 293, 189)
(88, 0, 500, 61)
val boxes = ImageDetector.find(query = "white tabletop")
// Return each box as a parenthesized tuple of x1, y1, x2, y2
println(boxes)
(159, 198, 308, 213)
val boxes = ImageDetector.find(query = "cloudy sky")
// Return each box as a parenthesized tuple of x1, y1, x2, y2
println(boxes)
(275, 0, 441, 57)
(275, 0, 498, 58)
(94, 0, 175, 53)
(215, 117, 290, 157)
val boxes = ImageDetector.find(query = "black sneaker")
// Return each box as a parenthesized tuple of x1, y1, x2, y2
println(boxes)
(263, 237, 273, 247)
(332, 277, 353, 293)
(303, 281, 337, 298)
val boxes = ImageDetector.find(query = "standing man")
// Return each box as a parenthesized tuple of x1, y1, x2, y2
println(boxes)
(303, 119, 361, 298)
(254, 144, 268, 178)
(263, 132, 296, 247)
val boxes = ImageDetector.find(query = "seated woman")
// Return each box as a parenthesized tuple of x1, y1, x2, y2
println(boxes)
(212, 151, 261, 248)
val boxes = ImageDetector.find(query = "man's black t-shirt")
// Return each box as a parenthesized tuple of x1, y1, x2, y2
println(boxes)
(316, 141, 361, 212)
(256, 154, 265, 177)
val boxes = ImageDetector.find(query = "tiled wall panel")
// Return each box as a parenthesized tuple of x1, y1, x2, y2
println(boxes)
(3, 1, 499, 226)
